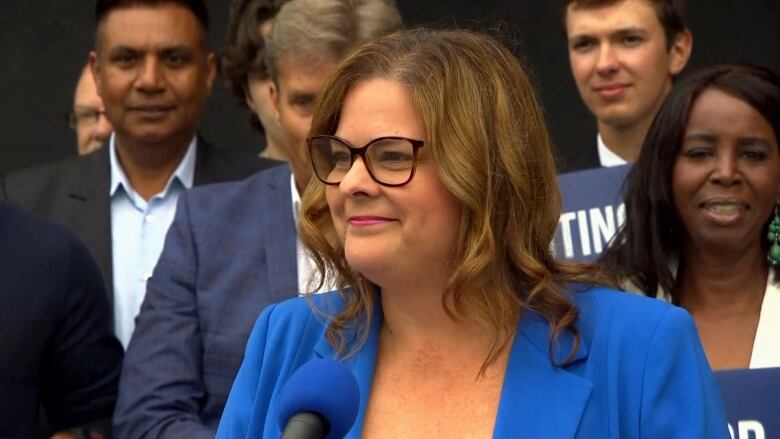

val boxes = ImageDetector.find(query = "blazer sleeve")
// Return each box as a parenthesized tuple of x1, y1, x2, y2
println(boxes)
(639, 306, 729, 438)
(216, 304, 276, 439)
(42, 232, 123, 431)
(113, 193, 213, 439)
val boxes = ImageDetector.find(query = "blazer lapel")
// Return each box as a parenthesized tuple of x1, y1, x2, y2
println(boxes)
(67, 148, 113, 305)
(193, 136, 225, 185)
(750, 271, 780, 367)
(312, 303, 381, 439)
(259, 167, 299, 302)
(493, 310, 592, 438)
(311, 304, 591, 438)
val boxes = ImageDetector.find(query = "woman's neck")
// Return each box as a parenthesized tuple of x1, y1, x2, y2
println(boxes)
(378, 278, 495, 356)
(676, 242, 768, 312)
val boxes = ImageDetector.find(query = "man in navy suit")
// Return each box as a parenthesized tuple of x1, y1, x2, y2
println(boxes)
(113, 0, 403, 436)
(0, 202, 123, 438)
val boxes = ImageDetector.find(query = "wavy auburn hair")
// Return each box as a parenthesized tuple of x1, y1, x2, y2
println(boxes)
(299, 28, 607, 370)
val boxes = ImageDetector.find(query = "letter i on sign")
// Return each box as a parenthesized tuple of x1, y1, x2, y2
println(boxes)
(577, 210, 591, 256)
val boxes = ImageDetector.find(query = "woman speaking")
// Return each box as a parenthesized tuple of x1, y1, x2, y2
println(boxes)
(217, 29, 726, 438)
(600, 65, 780, 370)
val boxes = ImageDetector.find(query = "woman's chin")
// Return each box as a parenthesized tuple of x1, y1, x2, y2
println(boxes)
(344, 249, 393, 285)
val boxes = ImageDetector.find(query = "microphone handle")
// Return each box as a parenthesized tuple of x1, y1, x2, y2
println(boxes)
(280, 412, 328, 439)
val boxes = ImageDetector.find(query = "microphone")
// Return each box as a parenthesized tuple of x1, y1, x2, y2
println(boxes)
(276, 358, 360, 439)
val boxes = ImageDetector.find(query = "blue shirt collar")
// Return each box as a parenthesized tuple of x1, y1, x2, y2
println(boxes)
(109, 133, 197, 200)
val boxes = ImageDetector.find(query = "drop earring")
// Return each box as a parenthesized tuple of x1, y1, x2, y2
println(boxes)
(768, 204, 780, 266)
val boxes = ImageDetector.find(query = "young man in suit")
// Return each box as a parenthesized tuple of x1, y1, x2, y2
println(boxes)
(1, 0, 277, 348)
(0, 202, 123, 438)
(113, 0, 403, 437)
(560, 0, 692, 173)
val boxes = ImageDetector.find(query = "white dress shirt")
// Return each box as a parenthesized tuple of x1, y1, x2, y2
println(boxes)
(291, 174, 335, 295)
(597, 134, 628, 168)
(109, 134, 197, 348)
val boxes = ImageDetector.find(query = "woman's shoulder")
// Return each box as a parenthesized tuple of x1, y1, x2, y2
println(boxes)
(570, 285, 695, 347)
(261, 291, 345, 328)
(558, 286, 727, 437)
(566, 286, 712, 397)
(217, 291, 349, 437)
(572, 284, 672, 311)
(250, 292, 346, 351)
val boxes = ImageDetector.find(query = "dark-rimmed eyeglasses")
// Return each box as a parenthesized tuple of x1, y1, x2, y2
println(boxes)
(308, 135, 425, 187)
(66, 108, 107, 130)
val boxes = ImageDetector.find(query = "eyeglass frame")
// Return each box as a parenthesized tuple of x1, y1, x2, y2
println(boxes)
(65, 108, 107, 130)
(307, 134, 426, 187)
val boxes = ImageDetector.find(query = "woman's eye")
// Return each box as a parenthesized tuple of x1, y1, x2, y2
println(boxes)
(376, 151, 413, 170)
(742, 149, 767, 161)
(683, 147, 713, 159)
(332, 151, 352, 167)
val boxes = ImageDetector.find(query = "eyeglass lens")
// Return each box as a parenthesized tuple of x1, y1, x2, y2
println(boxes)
(67, 109, 104, 129)
(310, 137, 416, 186)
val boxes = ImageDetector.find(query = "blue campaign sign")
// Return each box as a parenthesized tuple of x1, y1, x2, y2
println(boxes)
(553, 165, 631, 262)
(715, 367, 780, 439)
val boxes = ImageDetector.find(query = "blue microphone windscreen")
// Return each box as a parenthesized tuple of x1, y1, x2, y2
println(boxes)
(276, 359, 360, 439)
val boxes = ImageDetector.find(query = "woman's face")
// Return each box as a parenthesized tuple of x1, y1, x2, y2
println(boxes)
(325, 78, 462, 287)
(672, 87, 780, 253)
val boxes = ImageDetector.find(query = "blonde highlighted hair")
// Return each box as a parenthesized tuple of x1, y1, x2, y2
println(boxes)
(265, 0, 402, 83)
(300, 28, 609, 370)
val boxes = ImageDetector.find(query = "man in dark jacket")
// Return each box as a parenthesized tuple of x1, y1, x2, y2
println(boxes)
(0, 202, 123, 438)
(1, 0, 278, 348)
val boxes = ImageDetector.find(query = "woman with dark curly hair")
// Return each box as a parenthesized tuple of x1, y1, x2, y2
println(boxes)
(600, 64, 780, 370)
(217, 29, 727, 438)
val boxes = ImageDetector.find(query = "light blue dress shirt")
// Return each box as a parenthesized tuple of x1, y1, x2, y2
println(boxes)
(109, 134, 197, 348)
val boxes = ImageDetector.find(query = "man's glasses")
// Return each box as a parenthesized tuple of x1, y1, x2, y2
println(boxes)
(308, 135, 425, 187)
(66, 108, 107, 130)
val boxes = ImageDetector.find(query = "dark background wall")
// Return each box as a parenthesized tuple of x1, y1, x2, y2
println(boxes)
(1, 0, 778, 175)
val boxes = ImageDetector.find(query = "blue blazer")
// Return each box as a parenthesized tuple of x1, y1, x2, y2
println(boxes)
(115, 165, 300, 438)
(217, 287, 728, 438)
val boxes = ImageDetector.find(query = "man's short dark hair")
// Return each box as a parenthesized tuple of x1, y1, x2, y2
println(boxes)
(96, 0, 209, 31)
(220, 0, 288, 132)
(564, 0, 686, 49)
